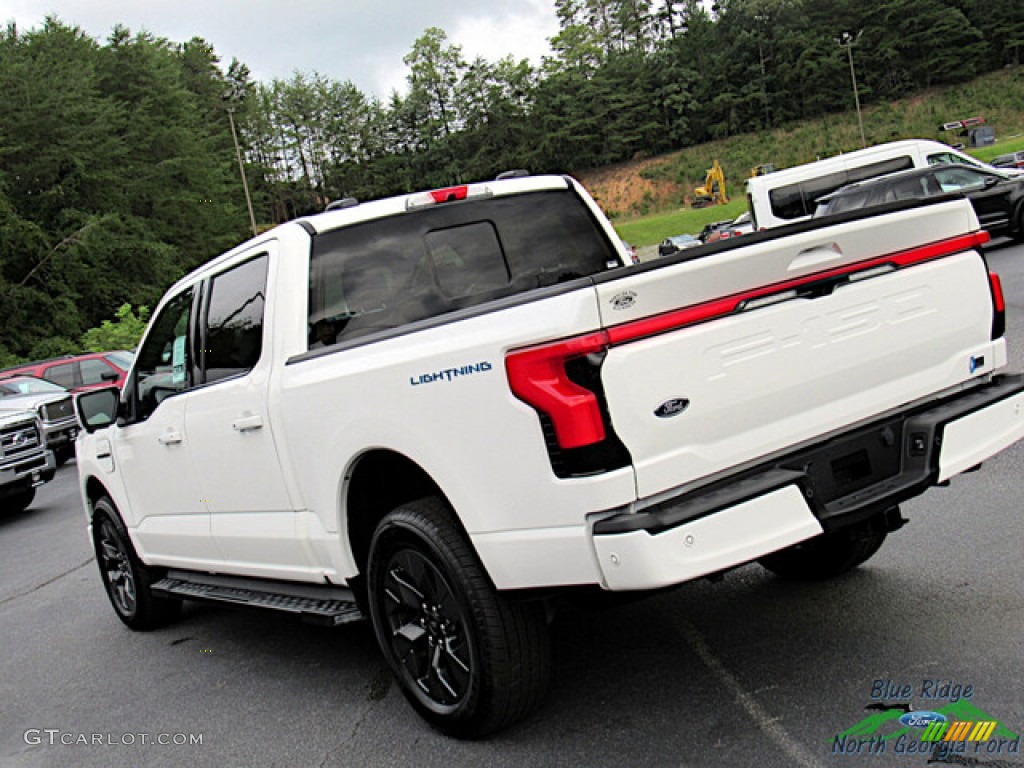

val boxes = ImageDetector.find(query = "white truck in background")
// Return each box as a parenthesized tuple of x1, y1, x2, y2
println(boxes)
(74, 174, 1024, 737)
(745, 138, 1017, 230)
(0, 410, 54, 513)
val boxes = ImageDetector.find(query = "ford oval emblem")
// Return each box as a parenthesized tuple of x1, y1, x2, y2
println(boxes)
(898, 711, 947, 728)
(610, 291, 637, 311)
(654, 398, 690, 418)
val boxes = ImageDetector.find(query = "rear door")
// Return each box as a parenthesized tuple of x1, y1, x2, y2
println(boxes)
(593, 201, 998, 498)
(184, 244, 308, 576)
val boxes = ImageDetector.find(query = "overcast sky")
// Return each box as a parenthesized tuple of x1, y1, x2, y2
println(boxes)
(1, 0, 560, 97)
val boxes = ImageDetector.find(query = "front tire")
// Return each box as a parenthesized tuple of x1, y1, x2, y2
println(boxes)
(3, 487, 35, 514)
(758, 521, 887, 581)
(92, 496, 181, 630)
(366, 497, 551, 738)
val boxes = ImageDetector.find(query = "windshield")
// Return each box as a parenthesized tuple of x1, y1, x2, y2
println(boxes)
(105, 350, 135, 369)
(0, 377, 67, 396)
(928, 151, 1014, 179)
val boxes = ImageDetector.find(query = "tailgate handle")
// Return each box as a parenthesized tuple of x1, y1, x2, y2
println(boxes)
(790, 244, 842, 271)
(232, 414, 264, 433)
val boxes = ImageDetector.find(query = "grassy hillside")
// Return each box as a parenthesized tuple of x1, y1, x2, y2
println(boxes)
(579, 66, 1024, 245)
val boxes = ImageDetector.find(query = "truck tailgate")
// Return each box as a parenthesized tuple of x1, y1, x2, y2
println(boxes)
(594, 201, 999, 499)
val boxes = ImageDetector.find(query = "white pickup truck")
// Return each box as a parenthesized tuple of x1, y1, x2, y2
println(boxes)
(75, 174, 1024, 737)
(0, 410, 53, 513)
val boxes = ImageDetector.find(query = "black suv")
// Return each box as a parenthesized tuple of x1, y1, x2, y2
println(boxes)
(814, 165, 1024, 239)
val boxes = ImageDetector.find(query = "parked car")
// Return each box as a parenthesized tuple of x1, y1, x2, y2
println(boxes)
(0, 375, 78, 464)
(698, 219, 733, 243)
(703, 212, 754, 244)
(745, 138, 1018, 230)
(0, 409, 55, 514)
(619, 239, 639, 264)
(814, 165, 1024, 240)
(0, 350, 134, 392)
(728, 210, 754, 235)
(658, 233, 702, 256)
(991, 151, 1024, 171)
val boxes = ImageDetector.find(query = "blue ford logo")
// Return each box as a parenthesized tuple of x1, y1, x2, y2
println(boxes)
(654, 398, 690, 418)
(899, 711, 947, 728)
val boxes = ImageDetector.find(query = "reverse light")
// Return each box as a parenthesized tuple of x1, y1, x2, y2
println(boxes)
(506, 332, 610, 449)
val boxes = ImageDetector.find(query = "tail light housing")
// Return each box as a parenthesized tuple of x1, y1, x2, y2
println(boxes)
(989, 271, 1005, 340)
(506, 332, 609, 449)
(506, 332, 630, 477)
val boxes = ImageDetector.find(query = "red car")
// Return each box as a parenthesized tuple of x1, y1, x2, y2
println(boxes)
(0, 351, 134, 392)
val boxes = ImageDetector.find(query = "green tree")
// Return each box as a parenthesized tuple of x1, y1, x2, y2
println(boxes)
(80, 303, 150, 351)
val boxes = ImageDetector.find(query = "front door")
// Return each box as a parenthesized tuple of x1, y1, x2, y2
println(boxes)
(115, 286, 220, 564)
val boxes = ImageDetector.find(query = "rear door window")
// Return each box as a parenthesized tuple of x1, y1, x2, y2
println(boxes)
(80, 358, 117, 386)
(201, 254, 269, 384)
(43, 362, 76, 388)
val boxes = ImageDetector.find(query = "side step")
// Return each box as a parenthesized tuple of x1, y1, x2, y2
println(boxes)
(151, 570, 364, 626)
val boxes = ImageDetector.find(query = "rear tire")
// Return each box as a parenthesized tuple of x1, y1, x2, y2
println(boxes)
(366, 496, 551, 738)
(92, 496, 181, 630)
(758, 521, 887, 581)
(3, 487, 35, 514)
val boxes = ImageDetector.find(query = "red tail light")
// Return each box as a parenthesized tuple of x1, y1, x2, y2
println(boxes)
(506, 332, 610, 449)
(989, 271, 1005, 339)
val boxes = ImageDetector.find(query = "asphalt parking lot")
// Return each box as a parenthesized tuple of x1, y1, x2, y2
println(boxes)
(1, 240, 1022, 768)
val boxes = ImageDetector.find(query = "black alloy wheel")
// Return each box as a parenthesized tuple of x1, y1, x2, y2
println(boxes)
(91, 496, 181, 630)
(367, 497, 551, 738)
(379, 547, 474, 710)
(96, 515, 138, 617)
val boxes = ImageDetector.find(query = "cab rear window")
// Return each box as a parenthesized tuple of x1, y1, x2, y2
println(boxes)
(308, 190, 618, 345)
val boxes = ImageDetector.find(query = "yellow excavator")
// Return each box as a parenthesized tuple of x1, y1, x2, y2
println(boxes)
(691, 160, 728, 208)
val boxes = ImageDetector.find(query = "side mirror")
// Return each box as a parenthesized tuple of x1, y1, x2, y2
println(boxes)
(75, 386, 121, 433)
(984, 176, 1000, 188)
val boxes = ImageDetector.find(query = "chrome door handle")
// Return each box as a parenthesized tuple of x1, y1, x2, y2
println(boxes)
(232, 414, 264, 432)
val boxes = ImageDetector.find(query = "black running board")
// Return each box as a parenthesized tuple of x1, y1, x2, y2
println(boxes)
(151, 570, 364, 626)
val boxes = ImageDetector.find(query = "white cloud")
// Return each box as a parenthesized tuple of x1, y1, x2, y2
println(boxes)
(2, 0, 558, 97)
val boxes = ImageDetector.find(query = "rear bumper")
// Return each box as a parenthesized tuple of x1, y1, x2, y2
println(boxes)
(591, 374, 1024, 590)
